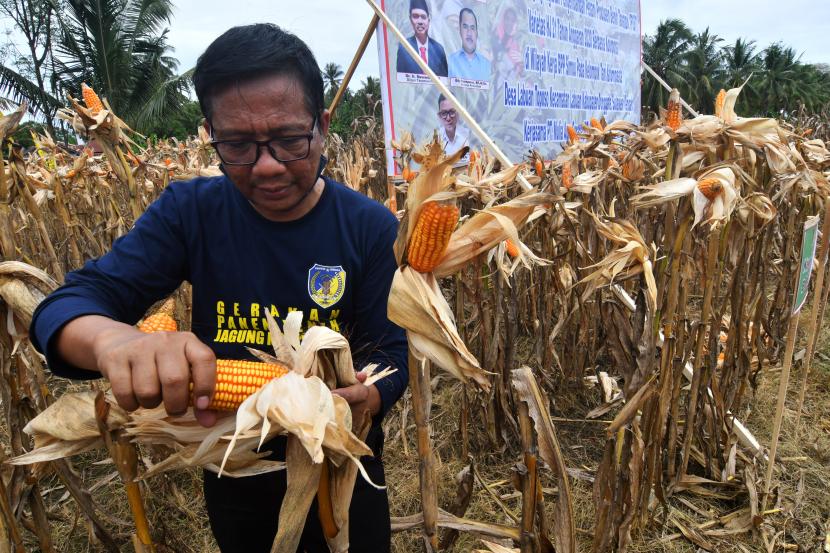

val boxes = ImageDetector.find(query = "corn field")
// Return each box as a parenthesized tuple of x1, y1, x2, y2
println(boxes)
(0, 83, 829, 553)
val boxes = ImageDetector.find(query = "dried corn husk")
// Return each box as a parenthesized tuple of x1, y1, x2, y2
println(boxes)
(388, 266, 489, 389)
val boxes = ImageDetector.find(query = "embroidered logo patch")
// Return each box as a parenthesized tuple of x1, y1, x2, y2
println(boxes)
(307, 264, 346, 309)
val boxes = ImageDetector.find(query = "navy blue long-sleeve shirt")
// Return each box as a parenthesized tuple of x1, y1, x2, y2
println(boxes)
(30, 174, 409, 417)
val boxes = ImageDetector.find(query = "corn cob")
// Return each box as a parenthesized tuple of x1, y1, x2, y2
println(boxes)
(402, 166, 417, 183)
(714, 89, 726, 118)
(137, 298, 177, 333)
(208, 360, 289, 411)
(562, 163, 573, 190)
(697, 177, 723, 200)
(665, 89, 682, 131)
(566, 124, 578, 144)
(137, 303, 288, 411)
(590, 117, 604, 131)
(467, 150, 478, 177)
(407, 201, 459, 273)
(622, 156, 644, 181)
(505, 239, 519, 258)
(81, 83, 104, 113)
(534, 158, 544, 176)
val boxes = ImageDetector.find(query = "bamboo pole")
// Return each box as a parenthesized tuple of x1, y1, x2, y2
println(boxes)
(329, 14, 380, 119)
(762, 312, 799, 507)
(641, 61, 699, 117)
(762, 214, 821, 506)
(794, 199, 830, 428)
(364, 0, 532, 191)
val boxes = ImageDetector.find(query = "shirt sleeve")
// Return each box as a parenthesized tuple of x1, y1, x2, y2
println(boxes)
(350, 210, 409, 420)
(29, 184, 190, 379)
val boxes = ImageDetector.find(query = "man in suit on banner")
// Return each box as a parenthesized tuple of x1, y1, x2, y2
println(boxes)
(396, 0, 448, 77)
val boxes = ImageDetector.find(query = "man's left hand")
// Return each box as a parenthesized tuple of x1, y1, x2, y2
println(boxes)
(331, 371, 381, 425)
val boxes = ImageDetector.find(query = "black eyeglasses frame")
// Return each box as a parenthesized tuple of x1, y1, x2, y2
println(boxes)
(210, 117, 318, 166)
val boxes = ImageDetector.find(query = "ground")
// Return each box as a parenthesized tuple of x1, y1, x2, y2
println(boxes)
(10, 317, 830, 552)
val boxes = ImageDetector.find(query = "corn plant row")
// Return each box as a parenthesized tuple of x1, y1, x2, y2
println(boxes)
(0, 81, 827, 552)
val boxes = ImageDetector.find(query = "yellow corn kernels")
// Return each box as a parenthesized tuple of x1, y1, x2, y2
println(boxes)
(407, 201, 459, 273)
(566, 124, 578, 144)
(562, 163, 573, 190)
(715, 89, 726, 118)
(666, 89, 682, 131)
(697, 177, 723, 200)
(505, 239, 519, 258)
(205, 360, 290, 411)
(137, 303, 288, 411)
(137, 312, 178, 333)
(82, 83, 104, 113)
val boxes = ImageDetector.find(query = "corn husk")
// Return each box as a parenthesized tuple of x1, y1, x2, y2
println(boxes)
(579, 214, 658, 312)
(433, 191, 554, 278)
(388, 266, 489, 389)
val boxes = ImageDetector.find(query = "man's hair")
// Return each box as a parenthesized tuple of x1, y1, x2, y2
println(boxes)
(437, 93, 448, 109)
(192, 23, 324, 125)
(410, 0, 429, 15)
(459, 7, 477, 27)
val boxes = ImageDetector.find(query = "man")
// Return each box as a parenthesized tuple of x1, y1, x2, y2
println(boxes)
(30, 24, 407, 553)
(437, 93, 469, 159)
(396, 0, 448, 77)
(448, 7, 491, 81)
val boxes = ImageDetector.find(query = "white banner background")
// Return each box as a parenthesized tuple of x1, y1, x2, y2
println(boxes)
(376, 0, 642, 175)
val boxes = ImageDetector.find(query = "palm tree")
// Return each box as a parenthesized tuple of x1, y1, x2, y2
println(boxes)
(323, 62, 344, 98)
(722, 38, 760, 114)
(684, 28, 723, 114)
(759, 43, 807, 117)
(642, 19, 694, 115)
(49, 0, 191, 133)
(0, 0, 62, 134)
(355, 76, 381, 115)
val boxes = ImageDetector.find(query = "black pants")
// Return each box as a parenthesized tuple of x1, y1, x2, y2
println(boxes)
(203, 425, 391, 553)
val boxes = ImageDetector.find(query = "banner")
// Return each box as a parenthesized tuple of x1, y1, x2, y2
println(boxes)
(375, 0, 642, 175)
(793, 215, 821, 315)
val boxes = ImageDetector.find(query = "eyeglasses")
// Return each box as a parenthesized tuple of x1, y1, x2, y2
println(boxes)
(210, 117, 317, 166)
(438, 109, 457, 120)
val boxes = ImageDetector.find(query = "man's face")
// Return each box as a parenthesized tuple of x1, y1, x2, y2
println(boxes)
(459, 11, 477, 54)
(206, 73, 330, 222)
(438, 100, 457, 135)
(410, 9, 429, 42)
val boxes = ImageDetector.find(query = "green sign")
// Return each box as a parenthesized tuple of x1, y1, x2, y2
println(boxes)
(793, 215, 821, 314)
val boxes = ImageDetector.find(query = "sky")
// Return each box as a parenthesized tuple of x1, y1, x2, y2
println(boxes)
(163, 0, 830, 91)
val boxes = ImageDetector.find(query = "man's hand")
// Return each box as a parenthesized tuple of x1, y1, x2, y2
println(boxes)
(331, 371, 381, 427)
(58, 315, 219, 427)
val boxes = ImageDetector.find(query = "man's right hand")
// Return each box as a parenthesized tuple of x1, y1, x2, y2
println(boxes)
(57, 315, 218, 427)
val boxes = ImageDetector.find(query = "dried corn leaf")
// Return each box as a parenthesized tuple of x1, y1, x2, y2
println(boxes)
(476, 541, 519, 553)
(511, 367, 575, 553)
(271, 435, 323, 552)
(388, 266, 490, 390)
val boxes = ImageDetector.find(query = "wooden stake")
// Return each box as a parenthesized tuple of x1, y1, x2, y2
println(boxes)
(328, 14, 380, 119)
(794, 199, 830, 428)
(762, 312, 799, 507)
(763, 213, 821, 506)
(409, 350, 438, 551)
(364, 0, 532, 190)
